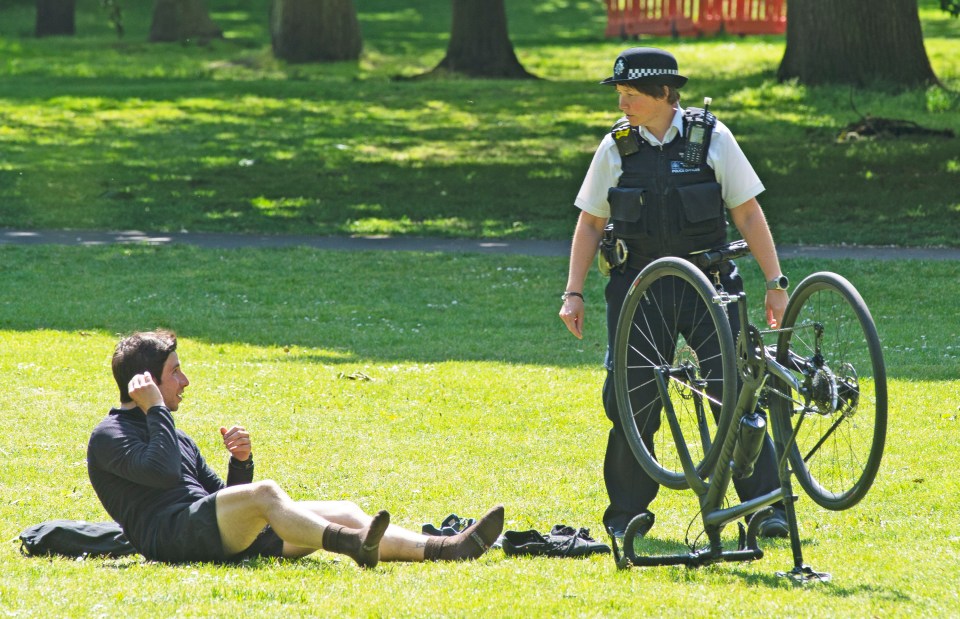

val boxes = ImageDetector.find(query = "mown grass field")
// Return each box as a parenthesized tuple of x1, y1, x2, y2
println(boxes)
(1, 246, 958, 617)
(0, 0, 958, 244)
(1, 1, 959, 617)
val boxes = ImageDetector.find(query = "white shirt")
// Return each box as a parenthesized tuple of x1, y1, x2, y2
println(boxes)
(574, 106, 764, 218)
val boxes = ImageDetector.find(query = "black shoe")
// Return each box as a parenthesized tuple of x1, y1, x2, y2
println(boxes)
(502, 526, 611, 558)
(549, 525, 611, 556)
(421, 514, 476, 537)
(755, 508, 789, 539)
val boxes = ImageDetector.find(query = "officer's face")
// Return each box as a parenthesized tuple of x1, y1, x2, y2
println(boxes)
(616, 84, 670, 128)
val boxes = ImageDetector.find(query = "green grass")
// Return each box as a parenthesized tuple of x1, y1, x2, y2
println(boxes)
(1, 245, 958, 617)
(1, 2, 959, 616)
(1, 1, 958, 244)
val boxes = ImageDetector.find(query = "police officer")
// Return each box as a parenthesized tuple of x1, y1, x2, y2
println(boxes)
(558, 47, 789, 539)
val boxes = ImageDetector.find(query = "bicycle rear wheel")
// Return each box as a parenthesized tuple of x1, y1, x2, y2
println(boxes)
(613, 257, 737, 490)
(770, 272, 887, 510)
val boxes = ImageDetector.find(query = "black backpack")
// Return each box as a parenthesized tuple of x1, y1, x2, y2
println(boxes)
(19, 520, 138, 558)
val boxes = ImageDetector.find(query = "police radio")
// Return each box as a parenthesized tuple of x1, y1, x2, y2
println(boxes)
(682, 97, 716, 167)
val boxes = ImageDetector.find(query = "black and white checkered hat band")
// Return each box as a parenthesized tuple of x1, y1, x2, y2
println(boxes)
(604, 50, 686, 86)
(624, 68, 679, 79)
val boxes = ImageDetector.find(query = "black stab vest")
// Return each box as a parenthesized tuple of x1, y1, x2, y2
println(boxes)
(607, 115, 728, 264)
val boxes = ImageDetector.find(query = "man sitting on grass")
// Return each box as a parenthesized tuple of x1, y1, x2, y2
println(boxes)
(87, 329, 503, 566)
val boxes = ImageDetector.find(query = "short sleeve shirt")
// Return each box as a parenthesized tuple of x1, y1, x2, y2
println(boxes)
(574, 106, 764, 218)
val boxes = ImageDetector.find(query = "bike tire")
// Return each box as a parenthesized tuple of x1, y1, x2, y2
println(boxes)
(613, 257, 738, 490)
(770, 272, 887, 511)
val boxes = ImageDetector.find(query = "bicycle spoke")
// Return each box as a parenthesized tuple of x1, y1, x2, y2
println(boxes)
(667, 375, 723, 409)
(771, 274, 886, 510)
(614, 261, 737, 489)
(801, 414, 844, 463)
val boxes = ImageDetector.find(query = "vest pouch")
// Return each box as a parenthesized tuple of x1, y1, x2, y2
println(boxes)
(607, 186, 648, 238)
(677, 181, 724, 238)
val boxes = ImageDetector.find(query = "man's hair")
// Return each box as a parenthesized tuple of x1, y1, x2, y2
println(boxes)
(625, 80, 682, 105)
(112, 330, 178, 403)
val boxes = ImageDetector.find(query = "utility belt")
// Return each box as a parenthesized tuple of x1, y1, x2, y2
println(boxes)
(597, 224, 629, 276)
(598, 224, 735, 279)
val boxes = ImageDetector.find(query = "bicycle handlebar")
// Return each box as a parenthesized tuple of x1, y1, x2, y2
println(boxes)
(687, 240, 751, 271)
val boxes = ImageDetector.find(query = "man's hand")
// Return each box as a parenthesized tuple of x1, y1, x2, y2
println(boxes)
(559, 296, 585, 339)
(220, 426, 252, 462)
(128, 372, 165, 412)
(765, 289, 788, 329)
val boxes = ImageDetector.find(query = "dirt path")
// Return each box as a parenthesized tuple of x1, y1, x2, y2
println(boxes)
(3, 228, 959, 261)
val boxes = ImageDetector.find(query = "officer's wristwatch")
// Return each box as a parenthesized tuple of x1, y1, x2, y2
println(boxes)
(766, 275, 790, 291)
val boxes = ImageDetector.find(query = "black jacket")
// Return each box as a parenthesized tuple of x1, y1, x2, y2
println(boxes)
(87, 406, 252, 557)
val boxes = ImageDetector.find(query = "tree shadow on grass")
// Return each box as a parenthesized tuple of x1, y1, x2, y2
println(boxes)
(2, 69, 956, 246)
(0, 243, 599, 368)
(0, 243, 951, 378)
(631, 534, 911, 598)
(726, 565, 912, 599)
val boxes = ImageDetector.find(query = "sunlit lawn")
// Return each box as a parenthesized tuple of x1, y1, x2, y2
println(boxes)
(0, 245, 958, 616)
(1, 1, 959, 616)
(0, 1, 957, 244)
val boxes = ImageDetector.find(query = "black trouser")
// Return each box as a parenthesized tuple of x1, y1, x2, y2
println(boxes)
(600, 263, 780, 533)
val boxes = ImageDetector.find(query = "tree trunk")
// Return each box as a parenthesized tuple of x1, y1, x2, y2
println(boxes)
(778, 0, 938, 87)
(149, 0, 223, 43)
(430, 0, 535, 79)
(35, 0, 75, 37)
(270, 0, 362, 63)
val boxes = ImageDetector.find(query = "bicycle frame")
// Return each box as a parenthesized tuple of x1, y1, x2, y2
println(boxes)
(612, 291, 831, 583)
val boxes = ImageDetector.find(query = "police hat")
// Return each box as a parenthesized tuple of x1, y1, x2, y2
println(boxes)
(600, 47, 688, 88)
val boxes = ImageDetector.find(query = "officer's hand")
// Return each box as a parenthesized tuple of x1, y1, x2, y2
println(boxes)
(559, 297, 585, 339)
(220, 425, 252, 462)
(765, 290, 788, 329)
(128, 372, 165, 412)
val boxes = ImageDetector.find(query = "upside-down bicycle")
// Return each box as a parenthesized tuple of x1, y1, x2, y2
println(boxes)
(608, 241, 887, 582)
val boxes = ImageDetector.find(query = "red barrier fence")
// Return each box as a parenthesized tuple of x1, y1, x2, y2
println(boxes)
(605, 0, 786, 38)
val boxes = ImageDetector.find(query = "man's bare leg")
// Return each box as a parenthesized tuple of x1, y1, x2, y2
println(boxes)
(215, 480, 388, 567)
(293, 500, 428, 561)
(294, 501, 505, 561)
(217, 483, 503, 563)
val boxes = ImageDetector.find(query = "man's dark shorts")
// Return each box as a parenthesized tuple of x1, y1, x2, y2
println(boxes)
(147, 493, 284, 563)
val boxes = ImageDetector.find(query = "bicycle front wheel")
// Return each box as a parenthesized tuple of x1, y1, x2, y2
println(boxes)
(613, 257, 737, 490)
(770, 272, 887, 511)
